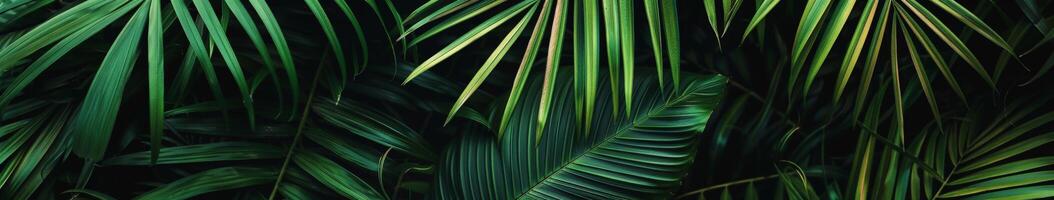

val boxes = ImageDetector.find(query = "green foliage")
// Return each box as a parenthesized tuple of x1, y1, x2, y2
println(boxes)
(434, 72, 725, 199)
(0, 0, 1053, 199)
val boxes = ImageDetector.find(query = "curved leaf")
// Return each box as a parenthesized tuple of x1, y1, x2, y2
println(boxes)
(434, 71, 726, 199)
(292, 150, 382, 200)
(312, 98, 435, 160)
(101, 142, 284, 166)
(70, 0, 148, 161)
(135, 167, 277, 200)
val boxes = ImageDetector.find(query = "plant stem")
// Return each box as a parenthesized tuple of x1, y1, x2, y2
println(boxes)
(930, 163, 958, 200)
(675, 173, 788, 199)
(266, 53, 329, 200)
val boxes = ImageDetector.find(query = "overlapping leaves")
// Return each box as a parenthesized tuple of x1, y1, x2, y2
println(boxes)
(435, 71, 726, 199)
(400, 0, 685, 141)
(846, 97, 1054, 199)
(0, 0, 390, 162)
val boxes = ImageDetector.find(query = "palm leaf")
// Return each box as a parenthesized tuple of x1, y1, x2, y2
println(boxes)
(399, 0, 472, 41)
(403, 1, 687, 135)
(434, 71, 726, 199)
(101, 142, 283, 166)
(69, 0, 149, 161)
(929, 0, 1016, 54)
(312, 98, 435, 161)
(135, 167, 277, 200)
(617, 0, 635, 117)
(851, 0, 892, 122)
(303, 0, 349, 100)
(146, 0, 164, 164)
(899, 18, 945, 129)
(405, 1, 505, 46)
(851, 98, 1054, 199)
(246, 0, 300, 109)
(703, 0, 722, 48)
(187, 0, 256, 128)
(448, 4, 536, 124)
(644, 0, 665, 87)
(787, 0, 832, 93)
(169, 0, 231, 123)
(0, 0, 52, 30)
(402, 1, 535, 83)
(536, 0, 568, 142)
(600, 0, 622, 118)
(833, 0, 880, 102)
(0, 0, 141, 110)
(573, 0, 600, 134)
(0, 0, 130, 70)
(222, 0, 284, 111)
(740, 0, 780, 43)
(292, 150, 383, 199)
(0, 106, 70, 199)
(500, 0, 556, 140)
(896, 4, 967, 105)
(304, 129, 381, 173)
(899, 0, 995, 89)
(662, 0, 681, 91)
(801, 0, 857, 94)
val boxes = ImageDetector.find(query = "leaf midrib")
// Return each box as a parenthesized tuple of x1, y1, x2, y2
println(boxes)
(513, 85, 700, 199)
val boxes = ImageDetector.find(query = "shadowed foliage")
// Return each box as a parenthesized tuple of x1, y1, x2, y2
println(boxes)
(1, 0, 1053, 199)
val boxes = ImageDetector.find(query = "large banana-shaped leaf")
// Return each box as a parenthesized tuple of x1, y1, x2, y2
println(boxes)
(434, 71, 726, 199)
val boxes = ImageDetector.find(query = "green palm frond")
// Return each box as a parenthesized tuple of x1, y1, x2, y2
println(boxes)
(0, 105, 73, 200)
(0, 1, 1052, 199)
(53, 68, 446, 199)
(0, 0, 394, 162)
(133, 167, 278, 200)
(70, 0, 150, 161)
(401, 0, 685, 141)
(434, 71, 726, 199)
(846, 97, 1054, 199)
(312, 97, 436, 161)
(291, 150, 383, 199)
(100, 142, 284, 166)
(738, 0, 1014, 97)
(0, 7, 405, 192)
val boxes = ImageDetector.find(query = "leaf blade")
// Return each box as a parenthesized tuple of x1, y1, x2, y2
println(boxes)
(70, 0, 149, 161)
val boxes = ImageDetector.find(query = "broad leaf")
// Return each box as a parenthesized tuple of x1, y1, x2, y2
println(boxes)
(434, 71, 726, 199)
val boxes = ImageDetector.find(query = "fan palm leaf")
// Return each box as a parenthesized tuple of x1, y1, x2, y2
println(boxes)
(401, 0, 685, 141)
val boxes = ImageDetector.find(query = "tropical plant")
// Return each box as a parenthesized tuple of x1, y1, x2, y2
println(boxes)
(844, 95, 1054, 200)
(1, 0, 1053, 199)
(433, 71, 725, 199)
